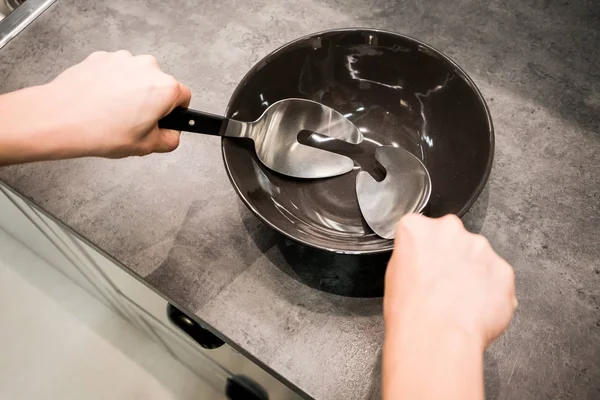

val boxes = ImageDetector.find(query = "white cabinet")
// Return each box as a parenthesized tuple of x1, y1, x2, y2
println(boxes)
(0, 181, 304, 400)
(0, 185, 110, 304)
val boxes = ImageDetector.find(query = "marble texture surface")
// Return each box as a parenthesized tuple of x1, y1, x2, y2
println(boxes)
(1, 0, 599, 399)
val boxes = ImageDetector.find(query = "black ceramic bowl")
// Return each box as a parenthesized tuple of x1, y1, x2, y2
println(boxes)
(222, 28, 494, 254)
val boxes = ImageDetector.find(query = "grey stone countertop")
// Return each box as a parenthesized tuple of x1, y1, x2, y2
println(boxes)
(1, 0, 599, 399)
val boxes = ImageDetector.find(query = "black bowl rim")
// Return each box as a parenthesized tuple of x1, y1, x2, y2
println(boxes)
(221, 27, 495, 255)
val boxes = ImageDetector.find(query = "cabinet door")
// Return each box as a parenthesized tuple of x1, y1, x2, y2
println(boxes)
(0, 183, 303, 400)
(79, 240, 303, 400)
(122, 295, 279, 400)
(120, 294, 230, 397)
(76, 237, 176, 327)
(0, 184, 106, 302)
(164, 304, 304, 400)
(0, 183, 145, 326)
(75, 227, 304, 399)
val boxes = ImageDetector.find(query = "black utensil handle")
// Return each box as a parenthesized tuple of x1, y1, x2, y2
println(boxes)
(158, 107, 227, 136)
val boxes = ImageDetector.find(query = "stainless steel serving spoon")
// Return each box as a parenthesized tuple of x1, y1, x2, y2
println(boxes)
(356, 146, 431, 239)
(158, 98, 363, 179)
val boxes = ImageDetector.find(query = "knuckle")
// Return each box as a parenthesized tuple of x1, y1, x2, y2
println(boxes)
(164, 74, 178, 87)
(472, 234, 490, 251)
(160, 74, 180, 97)
(468, 233, 496, 261)
(397, 213, 423, 232)
(115, 49, 132, 57)
(395, 213, 427, 243)
(441, 214, 463, 229)
(137, 54, 158, 67)
(505, 270, 516, 299)
(493, 257, 515, 288)
(503, 261, 516, 283)
(87, 51, 108, 60)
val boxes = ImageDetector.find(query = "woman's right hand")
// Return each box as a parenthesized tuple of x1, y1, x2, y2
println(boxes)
(41, 50, 191, 159)
(382, 213, 517, 400)
(384, 213, 517, 347)
(0, 50, 191, 165)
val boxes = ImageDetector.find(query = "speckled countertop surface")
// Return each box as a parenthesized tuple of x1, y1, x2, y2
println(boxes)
(1, 0, 599, 399)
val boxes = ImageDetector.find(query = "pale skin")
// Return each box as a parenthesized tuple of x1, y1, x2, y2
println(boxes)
(0, 50, 190, 165)
(383, 214, 517, 400)
(0, 51, 517, 399)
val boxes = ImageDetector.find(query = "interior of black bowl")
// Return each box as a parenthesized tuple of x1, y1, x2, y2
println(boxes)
(222, 29, 493, 254)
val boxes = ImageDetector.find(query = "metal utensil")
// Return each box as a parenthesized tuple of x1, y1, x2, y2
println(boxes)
(158, 98, 363, 179)
(356, 146, 431, 239)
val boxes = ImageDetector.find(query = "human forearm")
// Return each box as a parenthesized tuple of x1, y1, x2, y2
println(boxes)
(383, 316, 484, 400)
(0, 85, 85, 165)
(382, 214, 517, 400)
(0, 51, 191, 166)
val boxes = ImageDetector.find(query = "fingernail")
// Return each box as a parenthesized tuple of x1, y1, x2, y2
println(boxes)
(512, 296, 518, 309)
